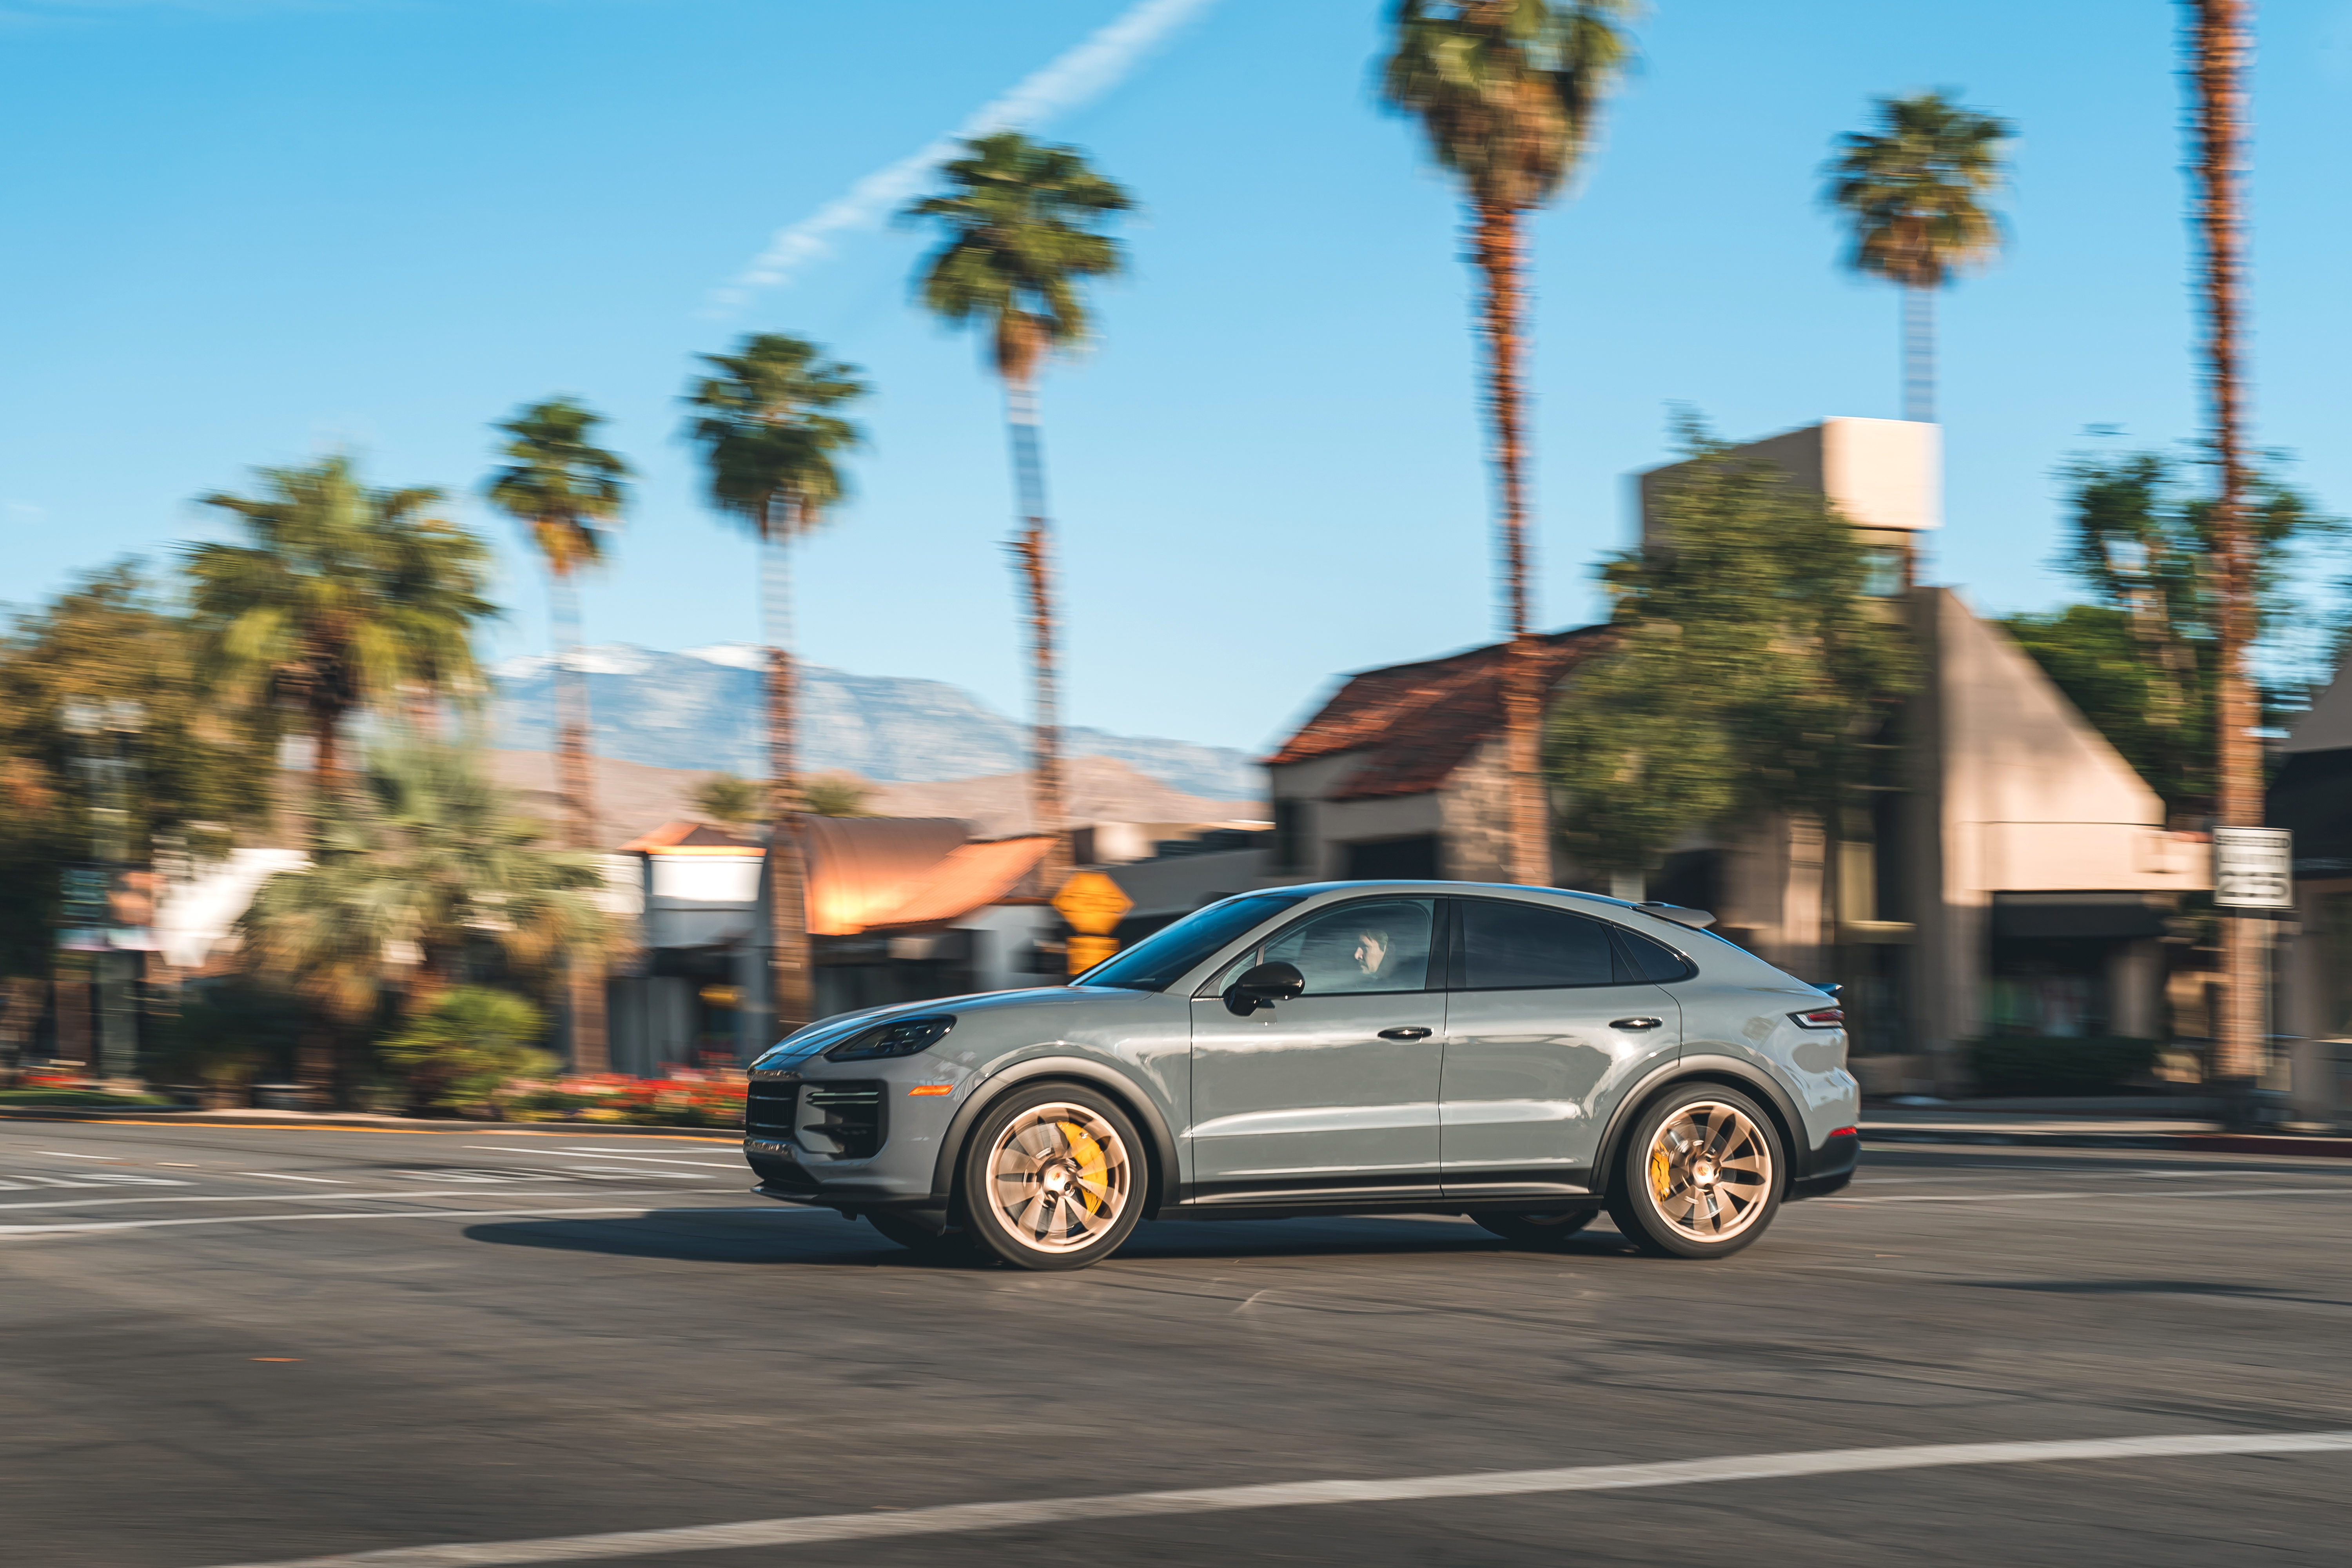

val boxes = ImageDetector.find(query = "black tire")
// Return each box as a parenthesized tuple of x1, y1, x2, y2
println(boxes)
(1472, 1210, 1600, 1245)
(865, 1211, 979, 1260)
(1606, 1083, 1785, 1259)
(958, 1083, 1146, 1272)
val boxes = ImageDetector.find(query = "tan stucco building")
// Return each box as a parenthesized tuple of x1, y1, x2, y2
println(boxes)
(1259, 418, 2212, 1095)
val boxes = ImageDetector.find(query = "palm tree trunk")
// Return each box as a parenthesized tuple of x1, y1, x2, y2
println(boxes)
(1472, 199, 1548, 887)
(1903, 285, 1935, 424)
(550, 570, 608, 1074)
(2190, 0, 2265, 1094)
(1005, 376, 1069, 896)
(310, 704, 342, 808)
(762, 514, 814, 1043)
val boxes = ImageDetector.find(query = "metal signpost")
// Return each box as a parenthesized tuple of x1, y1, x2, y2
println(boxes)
(2212, 828, 2292, 1101)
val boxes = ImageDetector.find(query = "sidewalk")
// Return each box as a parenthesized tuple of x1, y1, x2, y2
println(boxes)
(1862, 1104, 2352, 1159)
(0, 1104, 740, 1138)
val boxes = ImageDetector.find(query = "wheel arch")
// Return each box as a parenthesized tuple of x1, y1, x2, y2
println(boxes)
(931, 1056, 1179, 1221)
(1595, 1054, 1809, 1198)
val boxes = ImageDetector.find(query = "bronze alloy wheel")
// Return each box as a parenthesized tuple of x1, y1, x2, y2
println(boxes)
(1610, 1086, 1784, 1258)
(961, 1085, 1146, 1270)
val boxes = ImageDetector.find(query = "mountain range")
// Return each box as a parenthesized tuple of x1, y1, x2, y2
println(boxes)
(491, 644, 1263, 802)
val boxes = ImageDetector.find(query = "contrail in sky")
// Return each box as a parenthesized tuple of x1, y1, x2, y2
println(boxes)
(708, 0, 1219, 312)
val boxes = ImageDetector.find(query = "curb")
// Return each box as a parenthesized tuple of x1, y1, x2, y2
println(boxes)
(0, 1107, 742, 1140)
(1863, 1127, 2352, 1159)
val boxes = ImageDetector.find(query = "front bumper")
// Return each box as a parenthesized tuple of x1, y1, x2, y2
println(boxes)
(741, 1063, 963, 1209)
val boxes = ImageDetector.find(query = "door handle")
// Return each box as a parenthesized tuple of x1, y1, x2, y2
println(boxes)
(1378, 1027, 1434, 1041)
(1610, 1017, 1664, 1032)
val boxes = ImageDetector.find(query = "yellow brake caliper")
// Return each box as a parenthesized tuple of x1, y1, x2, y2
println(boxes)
(1058, 1121, 1108, 1214)
(1650, 1137, 1673, 1200)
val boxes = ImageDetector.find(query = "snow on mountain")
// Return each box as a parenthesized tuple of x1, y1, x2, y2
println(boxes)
(491, 644, 1262, 800)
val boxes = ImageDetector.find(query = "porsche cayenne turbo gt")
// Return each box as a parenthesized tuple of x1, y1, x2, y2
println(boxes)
(742, 881, 1860, 1271)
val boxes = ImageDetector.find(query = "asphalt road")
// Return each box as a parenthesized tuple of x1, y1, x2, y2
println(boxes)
(7, 1119, 2352, 1567)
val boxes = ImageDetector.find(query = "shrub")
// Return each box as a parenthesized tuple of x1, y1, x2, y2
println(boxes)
(1966, 1035, 2161, 1098)
(378, 987, 554, 1116)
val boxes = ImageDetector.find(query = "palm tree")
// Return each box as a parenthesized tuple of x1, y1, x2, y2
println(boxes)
(683, 334, 867, 1043)
(486, 397, 630, 1074)
(185, 456, 495, 805)
(241, 743, 616, 1106)
(2185, 0, 2262, 1094)
(1382, 1, 1637, 889)
(902, 131, 1132, 897)
(1825, 91, 2012, 424)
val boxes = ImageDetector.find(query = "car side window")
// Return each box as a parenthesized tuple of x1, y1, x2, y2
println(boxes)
(1612, 925, 1695, 983)
(1454, 899, 1617, 989)
(1213, 897, 1438, 996)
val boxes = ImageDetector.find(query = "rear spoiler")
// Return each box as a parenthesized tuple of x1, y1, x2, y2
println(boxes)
(1636, 901, 1717, 930)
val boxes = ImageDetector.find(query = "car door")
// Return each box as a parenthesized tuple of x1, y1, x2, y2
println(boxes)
(1187, 895, 1444, 1201)
(1438, 897, 1684, 1200)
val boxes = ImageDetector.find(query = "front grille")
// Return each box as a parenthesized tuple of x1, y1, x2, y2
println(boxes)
(800, 1082, 886, 1160)
(744, 1082, 799, 1142)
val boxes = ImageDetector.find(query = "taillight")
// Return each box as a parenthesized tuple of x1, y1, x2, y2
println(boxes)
(1828, 1127, 1858, 1140)
(1790, 1007, 1844, 1029)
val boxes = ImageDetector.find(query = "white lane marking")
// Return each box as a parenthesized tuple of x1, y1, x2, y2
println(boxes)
(188, 1428, 2352, 1568)
(0, 1202, 788, 1240)
(0, 1187, 744, 1214)
(241, 1172, 345, 1184)
(40, 1151, 123, 1159)
(500, 1149, 742, 1169)
(1829, 1187, 2352, 1205)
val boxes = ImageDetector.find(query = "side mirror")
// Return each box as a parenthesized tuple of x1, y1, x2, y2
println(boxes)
(1223, 960, 1305, 1016)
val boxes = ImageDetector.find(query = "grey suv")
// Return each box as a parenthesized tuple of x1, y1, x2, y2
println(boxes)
(742, 881, 1860, 1271)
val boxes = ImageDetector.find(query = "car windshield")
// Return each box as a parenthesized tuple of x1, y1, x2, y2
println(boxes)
(1073, 894, 1307, 992)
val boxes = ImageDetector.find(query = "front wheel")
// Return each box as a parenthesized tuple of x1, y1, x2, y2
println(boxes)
(1607, 1085, 1784, 1259)
(960, 1085, 1145, 1272)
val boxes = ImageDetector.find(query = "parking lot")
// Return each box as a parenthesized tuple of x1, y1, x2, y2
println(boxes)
(6, 1118, 2352, 1566)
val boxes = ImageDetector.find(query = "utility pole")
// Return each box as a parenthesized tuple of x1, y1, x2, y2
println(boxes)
(64, 698, 145, 1085)
(2187, 0, 2265, 1122)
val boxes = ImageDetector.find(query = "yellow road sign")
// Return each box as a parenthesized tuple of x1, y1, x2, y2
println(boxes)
(1052, 871, 1133, 935)
(1066, 934, 1120, 976)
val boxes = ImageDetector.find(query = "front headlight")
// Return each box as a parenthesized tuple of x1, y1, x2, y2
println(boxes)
(824, 1014, 955, 1062)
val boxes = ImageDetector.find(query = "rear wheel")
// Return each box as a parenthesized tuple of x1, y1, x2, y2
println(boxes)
(960, 1085, 1145, 1272)
(1607, 1085, 1783, 1259)
(1472, 1210, 1599, 1246)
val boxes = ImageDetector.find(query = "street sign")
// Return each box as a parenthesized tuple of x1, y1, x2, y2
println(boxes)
(1066, 935, 1120, 976)
(1051, 871, 1132, 935)
(2213, 827, 2293, 909)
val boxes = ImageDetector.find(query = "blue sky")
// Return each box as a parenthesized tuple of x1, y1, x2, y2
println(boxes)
(3, 0, 2348, 754)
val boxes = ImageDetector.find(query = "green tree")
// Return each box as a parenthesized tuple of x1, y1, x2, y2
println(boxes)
(379, 986, 554, 1117)
(682, 334, 867, 1042)
(239, 743, 615, 1104)
(184, 456, 495, 804)
(0, 565, 277, 1069)
(1382, 0, 1639, 887)
(1824, 90, 2012, 423)
(1548, 421, 1914, 913)
(903, 130, 1132, 900)
(486, 397, 630, 1074)
(693, 770, 872, 826)
(2002, 447, 2327, 818)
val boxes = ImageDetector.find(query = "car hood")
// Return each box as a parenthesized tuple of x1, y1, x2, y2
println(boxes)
(750, 984, 1156, 1069)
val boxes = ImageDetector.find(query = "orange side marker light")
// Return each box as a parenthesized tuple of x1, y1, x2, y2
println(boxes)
(908, 1085, 953, 1097)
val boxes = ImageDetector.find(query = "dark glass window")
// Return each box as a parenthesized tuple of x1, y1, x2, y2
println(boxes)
(1343, 835, 1440, 880)
(1077, 894, 1306, 991)
(1612, 926, 1695, 983)
(1456, 900, 1616, 989)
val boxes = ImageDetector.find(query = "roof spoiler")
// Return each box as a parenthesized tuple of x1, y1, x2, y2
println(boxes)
(1636, 901, 1717, 930)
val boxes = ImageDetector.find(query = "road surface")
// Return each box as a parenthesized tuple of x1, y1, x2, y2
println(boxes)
(5, 1117, 2350, 1566)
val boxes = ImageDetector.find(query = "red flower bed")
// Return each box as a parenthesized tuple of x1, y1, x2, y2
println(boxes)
(509, 1071, 746, 1127)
